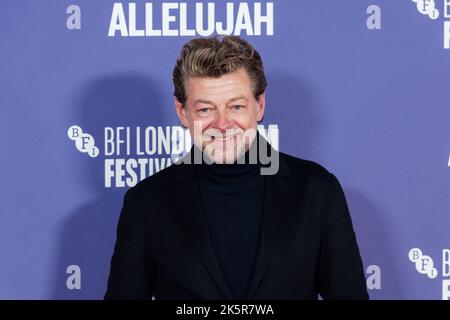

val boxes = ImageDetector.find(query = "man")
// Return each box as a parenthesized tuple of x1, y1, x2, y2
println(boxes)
(105, 35, 368, 300)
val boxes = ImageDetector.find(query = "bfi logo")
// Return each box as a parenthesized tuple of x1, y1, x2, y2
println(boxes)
(411, 0, 439, 19)
(67, 125, 99, 158)
(411, 0, 450, 49)
(409, 248, 450, 300)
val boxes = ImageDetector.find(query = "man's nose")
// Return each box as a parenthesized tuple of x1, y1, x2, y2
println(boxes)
(211, 109, 233, 132)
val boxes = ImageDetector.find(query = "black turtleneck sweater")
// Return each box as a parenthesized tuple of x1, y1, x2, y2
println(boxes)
(193, 136, 265, 300)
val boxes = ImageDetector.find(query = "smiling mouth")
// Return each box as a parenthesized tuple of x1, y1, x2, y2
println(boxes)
(209, 135, 237, 142)
(213, 135, 234, 140)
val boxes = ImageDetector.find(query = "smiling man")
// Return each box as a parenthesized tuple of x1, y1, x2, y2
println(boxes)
(175, 66, 264, 165)
(105, 35, 369, 300)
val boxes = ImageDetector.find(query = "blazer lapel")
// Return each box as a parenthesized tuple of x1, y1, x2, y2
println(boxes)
(244, 148, 294, 299)
(172, 157, 234, 300)
(171, 139, 294, 300)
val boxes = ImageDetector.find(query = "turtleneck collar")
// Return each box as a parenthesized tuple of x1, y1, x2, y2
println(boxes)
(192, 131, 264, 192)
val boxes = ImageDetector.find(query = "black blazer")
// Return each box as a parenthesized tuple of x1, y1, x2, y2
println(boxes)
(105, 139, 369, 300)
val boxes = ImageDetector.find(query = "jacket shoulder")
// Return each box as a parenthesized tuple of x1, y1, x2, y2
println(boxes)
(279, 151, 336, 186)
(123, 162, 178, 200)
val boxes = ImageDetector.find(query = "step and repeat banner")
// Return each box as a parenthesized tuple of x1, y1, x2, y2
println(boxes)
(0, 0, 449, 299)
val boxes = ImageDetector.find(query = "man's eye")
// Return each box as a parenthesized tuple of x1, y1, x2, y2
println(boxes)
(233, 105, 245, 111)
(198, 108, 210, 113)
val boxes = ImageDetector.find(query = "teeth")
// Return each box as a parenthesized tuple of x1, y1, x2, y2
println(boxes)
(215, 136, 234, 140)
(209, 136, 234, 140)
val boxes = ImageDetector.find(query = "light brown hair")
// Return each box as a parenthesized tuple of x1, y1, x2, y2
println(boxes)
(173, 35, 267, 107)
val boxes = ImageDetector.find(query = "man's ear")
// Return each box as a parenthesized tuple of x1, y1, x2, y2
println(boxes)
(256, 92, 266, 122)
(174, 96, 190, 128)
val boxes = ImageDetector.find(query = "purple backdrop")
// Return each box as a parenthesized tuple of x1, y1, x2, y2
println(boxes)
(1, 0, 449, 299)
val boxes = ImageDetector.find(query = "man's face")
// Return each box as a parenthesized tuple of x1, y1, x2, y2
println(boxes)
(174, 68, 265, 164)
